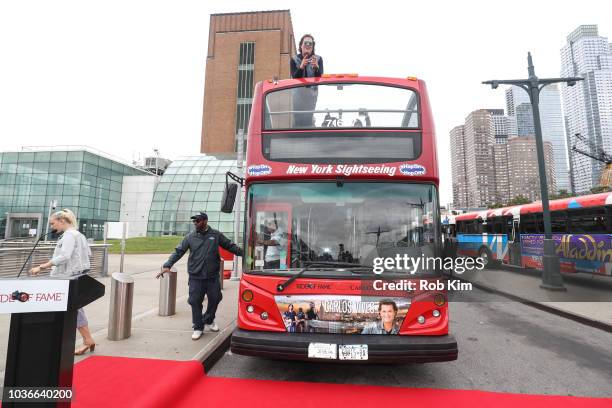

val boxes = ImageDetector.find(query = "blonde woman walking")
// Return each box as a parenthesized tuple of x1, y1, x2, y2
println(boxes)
(30, 209, 96, 355)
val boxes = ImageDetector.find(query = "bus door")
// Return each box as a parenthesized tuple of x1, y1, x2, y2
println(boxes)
(508, 219, 522, 266)
(252, 203, 292, 270)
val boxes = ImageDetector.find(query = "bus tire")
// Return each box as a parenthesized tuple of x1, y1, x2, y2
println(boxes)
(478, 247, 495, 269)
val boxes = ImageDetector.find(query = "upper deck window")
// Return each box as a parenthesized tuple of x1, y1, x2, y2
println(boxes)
(264, 83, 419, 130)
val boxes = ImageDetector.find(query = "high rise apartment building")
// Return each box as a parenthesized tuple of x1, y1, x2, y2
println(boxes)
(463, 110, 496, 207)
(201, 10, 296, 154)
(561, 25, 612, 193)
(488, 110, 511, 205)
(507, 136, 556, 201)
(450, 125, 468, 207)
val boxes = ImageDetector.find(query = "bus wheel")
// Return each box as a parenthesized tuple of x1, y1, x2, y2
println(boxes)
(478, 247, 494, 269)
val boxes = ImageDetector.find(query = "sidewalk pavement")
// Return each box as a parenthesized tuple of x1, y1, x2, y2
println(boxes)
(459, 266, 612, 328)
(0, 254, 238, 383)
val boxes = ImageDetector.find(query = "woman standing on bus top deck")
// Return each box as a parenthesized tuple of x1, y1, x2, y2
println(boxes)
(30, 209, 97, 355)
(290, 34, 324, 127)
(290, 34, 324, 78)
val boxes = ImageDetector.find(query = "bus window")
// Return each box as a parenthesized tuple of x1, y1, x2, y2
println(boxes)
(505, 217, 513, 235)
(551, 210, 568, 234)
(569, 208, 608, 233)
(521, 214, 538, 233)
(264, 83, 420, 130)
(246, 182, 439, 273)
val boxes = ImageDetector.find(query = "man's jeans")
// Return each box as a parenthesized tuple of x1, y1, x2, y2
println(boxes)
(188, 277, 222, 330)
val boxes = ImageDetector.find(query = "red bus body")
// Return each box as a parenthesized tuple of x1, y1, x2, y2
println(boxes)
(231, 76, 458, 363)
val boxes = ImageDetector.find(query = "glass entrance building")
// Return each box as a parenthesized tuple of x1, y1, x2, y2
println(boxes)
(0, 149, 151, 240)
(146, 154, 244, 241)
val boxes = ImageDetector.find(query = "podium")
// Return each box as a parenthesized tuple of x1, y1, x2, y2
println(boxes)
(2, 274, 105, 407)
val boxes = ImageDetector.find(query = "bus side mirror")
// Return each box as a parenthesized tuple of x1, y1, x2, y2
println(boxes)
(221, 182, 238, 213)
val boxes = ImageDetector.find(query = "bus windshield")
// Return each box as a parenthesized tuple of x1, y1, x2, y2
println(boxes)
(247, 182, 439, 275)
(264, 83, 419, 130)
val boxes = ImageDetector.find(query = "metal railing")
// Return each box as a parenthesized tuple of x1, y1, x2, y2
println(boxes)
(0, 243, 110, 278)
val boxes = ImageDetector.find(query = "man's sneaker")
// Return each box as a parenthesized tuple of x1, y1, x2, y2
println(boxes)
(208, 321, 219, 332)
(191, 330, 203, 340)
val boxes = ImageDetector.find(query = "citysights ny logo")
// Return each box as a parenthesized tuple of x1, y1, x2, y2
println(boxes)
(247, 164, 272, 176)
(399, 163, 427, 176)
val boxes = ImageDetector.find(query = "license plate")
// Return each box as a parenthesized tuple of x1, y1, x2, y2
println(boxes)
(308, 342, 337, 359)
(339, 344, 368, 360)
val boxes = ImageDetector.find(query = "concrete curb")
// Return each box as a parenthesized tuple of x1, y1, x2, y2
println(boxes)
(192, 320, 236, 373)
(460, 277, 612, 334)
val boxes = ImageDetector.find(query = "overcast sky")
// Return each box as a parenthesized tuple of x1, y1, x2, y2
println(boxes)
(1, 0, 611, 205)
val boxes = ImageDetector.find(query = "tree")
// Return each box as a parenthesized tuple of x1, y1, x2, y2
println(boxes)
(549, 189, 572, 200)
(489, 202, 505, 209)
(507, 195, 531, 206)
(590, 186, 612, 194)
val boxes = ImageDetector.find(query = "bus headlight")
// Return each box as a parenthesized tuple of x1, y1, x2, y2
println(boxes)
(434, 294, 446, 306)
(260, 312, 269, 320)
(246, 305, 254, 313)
(417, 315, 426, 324)
(432, 309, 440, 317)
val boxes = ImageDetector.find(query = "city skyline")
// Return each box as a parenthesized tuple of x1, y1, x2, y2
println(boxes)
(450, 108, 556, 208)
(1, 1, 611, 205)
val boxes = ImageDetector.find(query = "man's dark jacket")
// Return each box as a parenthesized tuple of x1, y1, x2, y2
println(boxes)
(163, 228, 243, 279)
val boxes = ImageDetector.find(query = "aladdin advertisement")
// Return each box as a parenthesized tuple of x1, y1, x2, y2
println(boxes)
(274, 295, 410, 334)
(521, 234, 612, 275)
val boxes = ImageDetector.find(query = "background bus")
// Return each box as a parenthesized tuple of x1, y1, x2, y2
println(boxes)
(454, 192, 612, 275)
(223, 75, 457, 363)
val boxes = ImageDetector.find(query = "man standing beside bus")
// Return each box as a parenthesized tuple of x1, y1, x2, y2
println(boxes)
(157, 212, 243, 340)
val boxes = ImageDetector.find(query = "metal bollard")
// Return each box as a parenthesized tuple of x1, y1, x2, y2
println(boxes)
(219, 260, 224, 290)
(108, 272, 134, 341)
(158, 267, 177, 316)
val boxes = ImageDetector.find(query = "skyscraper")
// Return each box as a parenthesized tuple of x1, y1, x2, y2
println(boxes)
(507, 136, 556, 201)
(487, 109, 510, 205)
(450, 125, 468, 207)
(516, 103, 535, 136)
(561, 25, 612, 193)
(505, 85, 570, 192)
(464, 110, 496, 207)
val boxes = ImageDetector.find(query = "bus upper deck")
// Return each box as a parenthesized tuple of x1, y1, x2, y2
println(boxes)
(244, 75, 438, 184)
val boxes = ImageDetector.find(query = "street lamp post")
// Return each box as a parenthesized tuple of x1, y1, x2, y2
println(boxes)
(44, 199, 58, 241)
(153, 148, 160, 184)
(483, 52, 583, 291)
(231, 129, 244, 281)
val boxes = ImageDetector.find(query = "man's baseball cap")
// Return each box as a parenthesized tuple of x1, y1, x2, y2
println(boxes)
(190, 212, 208, 221)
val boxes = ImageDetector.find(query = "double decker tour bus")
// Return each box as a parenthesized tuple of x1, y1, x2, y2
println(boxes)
(454, 192, 612, 275)
(222, 74, 458, 363)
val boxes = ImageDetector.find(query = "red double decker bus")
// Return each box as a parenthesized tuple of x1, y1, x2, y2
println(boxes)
(223, 74, 458, 363)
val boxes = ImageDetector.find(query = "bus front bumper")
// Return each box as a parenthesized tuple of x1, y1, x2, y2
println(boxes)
(231, 328, 458, 363)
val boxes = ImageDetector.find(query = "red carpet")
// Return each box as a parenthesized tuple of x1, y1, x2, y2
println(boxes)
(73, 356, 611, 408)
